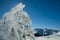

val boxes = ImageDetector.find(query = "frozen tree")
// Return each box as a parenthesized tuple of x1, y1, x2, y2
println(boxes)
(0, 3, 35, 40)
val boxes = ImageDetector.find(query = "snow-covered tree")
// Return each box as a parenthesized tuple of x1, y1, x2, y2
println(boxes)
(0, 3, 35, 40)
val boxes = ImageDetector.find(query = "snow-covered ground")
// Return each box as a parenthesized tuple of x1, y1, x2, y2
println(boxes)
(35, 32, 60, 40)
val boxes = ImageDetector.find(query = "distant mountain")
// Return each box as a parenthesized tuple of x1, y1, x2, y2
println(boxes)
(34, 28, 59, 37)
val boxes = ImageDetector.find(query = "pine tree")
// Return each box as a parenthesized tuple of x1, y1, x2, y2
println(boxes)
(0, 3, 35, 40)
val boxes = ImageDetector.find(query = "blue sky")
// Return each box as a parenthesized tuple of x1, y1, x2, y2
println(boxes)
(0, 0, 60, 30)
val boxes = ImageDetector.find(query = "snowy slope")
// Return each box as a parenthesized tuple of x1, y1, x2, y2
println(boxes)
(35, 32, 60, 40)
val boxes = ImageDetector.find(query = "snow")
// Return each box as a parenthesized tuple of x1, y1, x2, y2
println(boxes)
(56, 32, 60, 35)
(35, 32, 60, 40)
(0, 3, 35, 40)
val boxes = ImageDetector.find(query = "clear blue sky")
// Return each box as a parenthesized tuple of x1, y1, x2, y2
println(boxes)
(0, 0, 60, 30)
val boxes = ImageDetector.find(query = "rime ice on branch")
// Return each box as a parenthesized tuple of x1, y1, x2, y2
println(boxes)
(0, 3, 35, 40)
